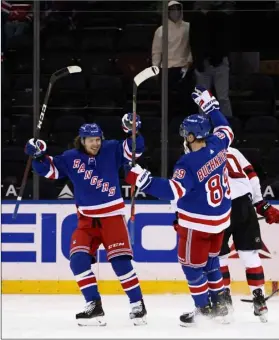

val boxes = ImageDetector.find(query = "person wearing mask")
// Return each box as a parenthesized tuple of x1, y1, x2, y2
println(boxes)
(152, 1, 195, 115)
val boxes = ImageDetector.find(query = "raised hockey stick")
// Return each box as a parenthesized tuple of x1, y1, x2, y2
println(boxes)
(129, 66, 160, 244)
(241, 288, 279, 303)
(12, 66, 82, 219)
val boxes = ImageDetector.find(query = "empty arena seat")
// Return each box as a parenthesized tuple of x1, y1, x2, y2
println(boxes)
(264, 148, 279, 178)
(78, 53, 116, 75)
(52, 115, 86, 146)
(44, 34, 75, 51)
(14, 116, 50, 145)
(244, 116, 278, 133)
(241, 116, 279, 148)
(41, 53, 76, 74)
(93, 115, 123, 140)
(80, 29, 119, 52)
(237, 147, 265, 179)
(2, 146, 28, 183)
(117, 24, 156, 52)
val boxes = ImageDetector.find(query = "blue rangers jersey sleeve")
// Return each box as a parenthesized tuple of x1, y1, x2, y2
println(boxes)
(32, 135, 144, 217)
(210, 108, 234, 149)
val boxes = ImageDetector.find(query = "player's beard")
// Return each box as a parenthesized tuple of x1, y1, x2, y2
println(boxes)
(85, 144, 101, 156)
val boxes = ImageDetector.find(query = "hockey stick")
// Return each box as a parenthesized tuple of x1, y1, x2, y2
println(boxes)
(240, 288, 279, 303)
(12, 66, 82, 219)
(129, 66, 160, 244)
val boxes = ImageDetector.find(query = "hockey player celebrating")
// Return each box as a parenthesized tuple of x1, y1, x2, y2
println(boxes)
(219, 146, 279, 323)
(125, 86, 234, 325)
(25, 113, 147, 326)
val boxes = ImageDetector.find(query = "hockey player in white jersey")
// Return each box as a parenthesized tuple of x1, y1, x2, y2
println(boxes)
(219, 146, 279, 323)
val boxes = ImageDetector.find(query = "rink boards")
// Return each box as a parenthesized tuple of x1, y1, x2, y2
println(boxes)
(1, 201, 279, 295)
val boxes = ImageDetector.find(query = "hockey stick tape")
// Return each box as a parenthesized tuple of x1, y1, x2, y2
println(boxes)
(67, 66, 82, 74)
(134, 66, 160, 86)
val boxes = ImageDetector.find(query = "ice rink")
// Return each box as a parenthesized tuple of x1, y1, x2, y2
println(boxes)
(2, 294, 279, 338)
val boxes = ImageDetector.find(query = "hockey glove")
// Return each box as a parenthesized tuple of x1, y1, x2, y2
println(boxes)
(122, 113, 141, 134)
(25, 138, 47, 159)
(125, 164, 152, 191)
(255, 201, 279, 224)
(191, 85, 220, 114)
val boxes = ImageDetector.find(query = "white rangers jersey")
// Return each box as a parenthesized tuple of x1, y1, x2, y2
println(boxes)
(227, 147, 263, 204)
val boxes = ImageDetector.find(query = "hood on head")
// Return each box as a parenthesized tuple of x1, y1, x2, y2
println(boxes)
(168, 0, 183, 9)
(168, 0, 183, 22)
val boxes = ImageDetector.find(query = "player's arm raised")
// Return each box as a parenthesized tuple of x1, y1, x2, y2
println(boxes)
(125, 159, 193, 201)
(25, 138, 67, 179)
(192, 86, 234, 148)
(116, 112, 145, 165)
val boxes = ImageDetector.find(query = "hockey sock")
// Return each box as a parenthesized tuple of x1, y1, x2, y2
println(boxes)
(182, 265, 209, 308)
(205, 257, 224, 303)
(70, 252, 101, 303)
(238, 250, 265, 295)
(219, 257, 231, 289)
(110, 256, 142, 303)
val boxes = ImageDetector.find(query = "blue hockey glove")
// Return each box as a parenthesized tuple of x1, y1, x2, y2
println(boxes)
(191, 85, 220, 114)
(125, 163, 152, 190)
(25, 138, 47, 159)
(122, 113, 141, 133)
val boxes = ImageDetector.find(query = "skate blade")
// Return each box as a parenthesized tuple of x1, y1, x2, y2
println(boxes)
(180, 320, 196, 328)
(180, 322, 194, 328)
(77, 316, 107, 327)
(132, 316, 147, 326)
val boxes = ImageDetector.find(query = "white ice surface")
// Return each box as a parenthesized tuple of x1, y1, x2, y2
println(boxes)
(2, 294, 279, 338)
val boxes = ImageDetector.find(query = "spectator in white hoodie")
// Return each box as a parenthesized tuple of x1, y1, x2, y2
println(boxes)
(152, 1, 195, 116)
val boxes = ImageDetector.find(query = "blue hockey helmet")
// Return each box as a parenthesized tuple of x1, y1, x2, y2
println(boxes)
(179, 114, 211, 140)
(79, 123, 104, 139)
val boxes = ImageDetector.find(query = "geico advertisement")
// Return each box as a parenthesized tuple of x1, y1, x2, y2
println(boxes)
(1, 202, 279, 281)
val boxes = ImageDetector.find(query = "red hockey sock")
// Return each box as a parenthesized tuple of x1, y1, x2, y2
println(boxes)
(246, 266, 265, 292)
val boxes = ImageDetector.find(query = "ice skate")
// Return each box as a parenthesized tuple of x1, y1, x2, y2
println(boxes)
(129, 299, 147, 326)
(76, 300, 106, 326)
(253, 288, 268, 323)
(223, 288, 234, 312)
(211, 291, 230, 324)
(180, 304, 212, 327)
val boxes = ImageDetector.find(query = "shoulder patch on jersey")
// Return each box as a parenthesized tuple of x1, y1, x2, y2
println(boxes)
(173, 169, 186, 179)
(214, 131, 226, 139)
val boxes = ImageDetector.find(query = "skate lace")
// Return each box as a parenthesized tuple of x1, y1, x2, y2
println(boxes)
(84, 301, 96, 313)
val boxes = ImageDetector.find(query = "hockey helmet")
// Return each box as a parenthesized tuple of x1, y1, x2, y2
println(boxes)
(179, 114, 211, 140)
(79, 123, 104, 139)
